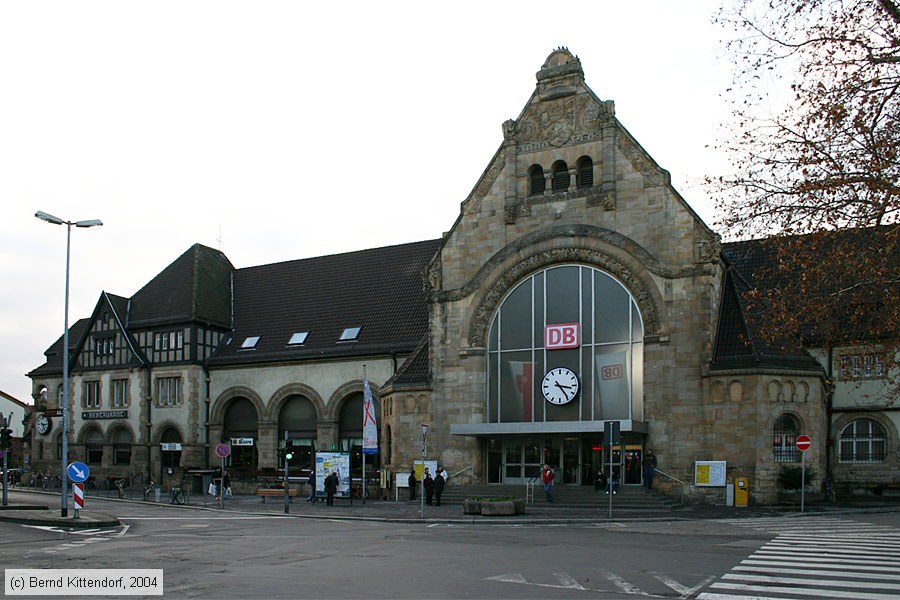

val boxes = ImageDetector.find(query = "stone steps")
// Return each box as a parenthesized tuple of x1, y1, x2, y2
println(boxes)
(425, 484, 681, 510)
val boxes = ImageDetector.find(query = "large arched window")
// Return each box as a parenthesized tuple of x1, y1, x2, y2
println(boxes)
(839, 419, 886, 463)
(279, 395, 318, 473)
(551, 160, 570, 191)
(223, 397, 258, 469)
(338, 392, 381, 479)
(528, 165, 546, 196)
(773, 414, 800, 463)
(160, 427, 182, 469)
(486, 264, 644, 424)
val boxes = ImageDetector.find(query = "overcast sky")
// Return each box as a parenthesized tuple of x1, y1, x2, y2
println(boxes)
(0, 1, 735, 405)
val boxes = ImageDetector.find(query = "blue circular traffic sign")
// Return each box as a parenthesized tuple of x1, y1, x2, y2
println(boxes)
(67, 461, 90, 483)
(215, 443, 231, 458)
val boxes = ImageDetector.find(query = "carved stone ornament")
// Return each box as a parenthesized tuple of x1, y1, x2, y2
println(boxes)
(468, 247, 660, 347)
(693, 224, 721, 264)
(464, 147, 508, 216)
(618, 134, 666, 187)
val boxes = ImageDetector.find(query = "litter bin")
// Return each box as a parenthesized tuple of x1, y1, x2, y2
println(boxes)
(735, 477, 749, 507)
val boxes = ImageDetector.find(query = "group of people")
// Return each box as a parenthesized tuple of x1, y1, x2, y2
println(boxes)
(593, 449, 658, 494)
(407, 464, 447, 506)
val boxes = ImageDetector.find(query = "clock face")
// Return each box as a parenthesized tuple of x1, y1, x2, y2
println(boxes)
(541, 367, 580, 405)
(36, 413, 51, 435)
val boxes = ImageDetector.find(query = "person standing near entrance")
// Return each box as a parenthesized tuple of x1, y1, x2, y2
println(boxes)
(642, 449, 657, 489)
(424, 469, 434, 505)
(541, 464, 555, 502)
(324, 470, 338, 506)
(307, 468, 317, 503)
(407, 468, 417, 501)
(434, 469, 445, 506)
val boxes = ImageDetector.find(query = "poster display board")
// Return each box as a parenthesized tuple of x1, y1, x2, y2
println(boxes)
(412, 460, 438, 482)
(315, 452, 351, 497)
(694, 460, 727, 487)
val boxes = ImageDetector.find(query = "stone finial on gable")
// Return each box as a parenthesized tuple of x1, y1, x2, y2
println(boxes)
(536, 47, 584, 101)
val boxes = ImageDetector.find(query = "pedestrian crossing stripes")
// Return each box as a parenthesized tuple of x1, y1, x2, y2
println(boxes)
(699, 517, 900, 600)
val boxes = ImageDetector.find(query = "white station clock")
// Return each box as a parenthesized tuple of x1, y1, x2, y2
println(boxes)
(541, 367, 580, 405)
(35, 413, 52, 435)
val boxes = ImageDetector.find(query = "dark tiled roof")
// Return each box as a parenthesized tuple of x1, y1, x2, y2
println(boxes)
(710, 265, 821, 371)
(207, 239, 441, 366)
(723, 226, 899, 345)
(27, 318, 91, 377)
(383, 335, 431, 389)
(127, 244, 233, 329)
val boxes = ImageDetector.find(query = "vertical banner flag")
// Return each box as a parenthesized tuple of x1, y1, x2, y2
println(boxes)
(362, 379, 378, 455)
(596, 352, 629, 420)
(507, 361, 533, 421)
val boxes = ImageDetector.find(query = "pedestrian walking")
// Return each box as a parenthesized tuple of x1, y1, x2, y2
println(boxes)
(408, 468, 417, 501)
(307, 469, 317, 503)
(595, 469, 607, 491)
(541, 464, 555, 502)
(424, 470, 434, 506)
(642, 449, 657, 489)
(434, 470, 445, 506)
(324, 470, 338, 506)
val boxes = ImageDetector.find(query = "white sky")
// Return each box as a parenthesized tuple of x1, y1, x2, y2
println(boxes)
(0, 1, 735, 406)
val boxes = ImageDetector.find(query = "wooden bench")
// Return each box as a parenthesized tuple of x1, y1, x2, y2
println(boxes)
(256, 488, 299, 503)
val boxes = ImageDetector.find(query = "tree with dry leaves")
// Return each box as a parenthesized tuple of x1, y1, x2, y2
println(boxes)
(712, 0, 899, 394)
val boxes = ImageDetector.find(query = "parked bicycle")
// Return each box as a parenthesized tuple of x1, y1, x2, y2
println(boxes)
(169, 484, 186, 505)
(114, 478, 127, 499)
(143, 480, 158, 502)
(823, 477, 836, 504)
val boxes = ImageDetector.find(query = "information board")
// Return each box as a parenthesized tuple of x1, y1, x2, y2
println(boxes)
(315, 452, 351, 497)
(694, 460, 727, 487)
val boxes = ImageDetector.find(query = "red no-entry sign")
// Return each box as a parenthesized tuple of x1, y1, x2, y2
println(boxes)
(796, 435, 812, 451)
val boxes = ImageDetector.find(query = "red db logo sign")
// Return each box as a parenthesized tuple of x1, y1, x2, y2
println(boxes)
(545, 323, 580, 350)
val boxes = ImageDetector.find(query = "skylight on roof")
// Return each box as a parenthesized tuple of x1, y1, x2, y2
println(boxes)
(240, 336, 260, 349)
(288, 331, 309, 346)
(339, 327, 361, 342)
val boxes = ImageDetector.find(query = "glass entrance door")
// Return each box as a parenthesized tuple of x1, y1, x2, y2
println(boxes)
(500, 437, 579, 484)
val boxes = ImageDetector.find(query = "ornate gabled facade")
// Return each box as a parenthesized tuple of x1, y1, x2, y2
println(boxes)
(28, 49, 896, 503)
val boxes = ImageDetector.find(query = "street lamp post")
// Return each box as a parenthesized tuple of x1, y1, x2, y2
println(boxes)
(35, 211, 103, 518)
(420, 422, 428, 519)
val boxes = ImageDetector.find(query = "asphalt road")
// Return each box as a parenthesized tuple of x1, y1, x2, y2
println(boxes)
(2, 491, 899, 599)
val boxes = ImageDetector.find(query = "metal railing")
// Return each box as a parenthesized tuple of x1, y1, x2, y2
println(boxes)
(449, 466, 473, 485)
(653, 468, 686, 504)
(525, 476, 539, 504)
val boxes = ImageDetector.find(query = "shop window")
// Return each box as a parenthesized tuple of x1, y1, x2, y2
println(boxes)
(85, 430, 104, 465)
(113, 429, 132, 465)
(773, 414, 800, 463)
(839, 419, 887, 463)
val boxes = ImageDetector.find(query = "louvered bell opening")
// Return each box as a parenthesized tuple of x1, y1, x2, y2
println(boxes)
(577, 158, 593, 188)
(529, 167, 545, 196)
(552, 169, 570, 191)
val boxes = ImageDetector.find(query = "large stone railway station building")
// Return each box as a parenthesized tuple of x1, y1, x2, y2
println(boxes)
(27, 49, 897, 503)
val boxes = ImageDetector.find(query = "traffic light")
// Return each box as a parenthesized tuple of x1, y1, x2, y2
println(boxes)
(0, 428, 11, 449)
(284, 440, 294, 461)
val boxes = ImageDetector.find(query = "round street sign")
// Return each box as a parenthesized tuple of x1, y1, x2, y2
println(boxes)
(796, 435, 812, 451)
(67, 461, 90, 483)
(215, 443, 231, 458)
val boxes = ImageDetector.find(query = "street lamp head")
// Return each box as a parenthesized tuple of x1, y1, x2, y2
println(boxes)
(35, 210, 64, 225)
(75, 219, 103, 228)
(420, 422, 429, 437)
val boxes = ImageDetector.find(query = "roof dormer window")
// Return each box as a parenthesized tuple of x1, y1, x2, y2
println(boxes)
(240, 336, 260, 349)
(288, 332, 309, 346)
(339, 327, 361, 342)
